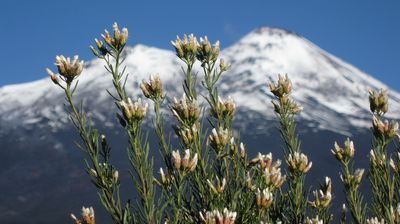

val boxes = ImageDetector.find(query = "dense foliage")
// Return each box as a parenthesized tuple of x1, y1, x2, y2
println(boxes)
(46, 23, 400, 224)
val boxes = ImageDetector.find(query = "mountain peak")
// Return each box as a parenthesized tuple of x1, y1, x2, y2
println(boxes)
(252, 26, 297, 36)
(1, 27, 399, 136)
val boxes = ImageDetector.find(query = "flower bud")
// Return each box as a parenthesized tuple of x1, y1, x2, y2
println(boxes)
(331, 138, 355, 162)
(370, 149, 386, 167)
(171, 95, 200, 126)
(369, 89, 388, 115)
(391, 203, 400, 223)
(219, 59, 230, 72)
(211, 96, 236, 120)
(197, 36, 220, 65)
(341, 168, 364, 189)
(171, 149, 197, 172)
(304, 216, 323, 224)
(159, 168, 172, 186)
(200, 208, 237, 224)
(390, 152, 400, 173)
(207, 176, 227, 194)
(140, 74, 164, 100)
(309, 177, 332, 208)
(372, 116, 399, 139)
(48, 55, 84, 85)
(113, 170, 119, 183)
(269, 74, 292, 97)
(208, 128, 231, 152)
(119, 98, 148, 124)
(366, 217, 385, 224)
(100, 22, 128, 51)
(239, 142, 246, 158)
(71, 206, 95, 224)
(171, 34, 198, 64)
(256, 188, 273, 209)
(287, 152, 312, 174)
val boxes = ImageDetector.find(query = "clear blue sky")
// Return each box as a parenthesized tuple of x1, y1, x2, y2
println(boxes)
(1, 0, 399, 90)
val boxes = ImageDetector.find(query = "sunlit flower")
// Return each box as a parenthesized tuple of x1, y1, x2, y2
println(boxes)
(369, 89, 388, 114)
(171, 149, 198, 171)
(331, 138, 355, 162)
(140, 74, 164, 100)
(341, 168, 364, 189)
(47, 55, 84, 85)
(309, 177, 332, 208)
(256, 188, 273, 209)
(269, 74, 292, 97)
(208, 128, 231, 152)
(171, 94, 200, 126)
(372, 116, 399, 139)
(211, 96, 236, 120)
(200, 208, 237, 224)
(119, 98, 148, 124)
(207, 176, 227, 194)
(287, 152, 312, 174)
(196, 36, 220, 65)
(366, 217, 385, 224)
(71, 206, 95, 224)
(171, 34, 198, 63)
(304, 216, 323, 224)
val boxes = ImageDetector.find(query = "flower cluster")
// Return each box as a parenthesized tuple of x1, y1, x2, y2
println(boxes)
(199, 208, 237, 224)
(341, 168, 364, 189)
(331, 138, 355, 163)
(304, 216, 323, 224)
(309, 177, 332, 208)
(372, 116, 399, 139)
(287, 152, 312, 174)
(171, 95, 200, 126)
(391, 203, 400, 223)
(208, 128, 231, 152)
(119, 98, 148, 125)
(211, 96, 236, 120)
(369, 89, 388, 115)
(366, 217, 385, 224)
(250, 153, 274, 169)
(91, 23, 128, 57)
(263, 165, 286, 189)
(256, 188, 274, 209)
(250, 153, 286, 188)
(176, 124, 199, 146)
(171, 34, 199, 64)
(269, 74, 292, 98)
(207, 176, 227, 194)
(171, 34, 222, 67)
(269, 74, 303, 115)
(171, 149, 198, 171)
(370, 149, 387, 167)
(71, 206, 95, 224)
(197, 36, 220, 65)
(140, 74, 164, 101)
(46, 55, 84, 85)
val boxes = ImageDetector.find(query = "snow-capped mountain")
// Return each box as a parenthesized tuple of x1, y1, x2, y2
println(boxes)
(1, 27, 399, 138)
(0, 27, 399, 223)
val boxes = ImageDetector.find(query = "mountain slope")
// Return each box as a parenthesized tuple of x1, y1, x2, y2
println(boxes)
(1, 27, 399, 137)
(0, 27, 399, 223)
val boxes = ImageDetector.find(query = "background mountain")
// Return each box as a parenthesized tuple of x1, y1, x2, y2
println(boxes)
(0, 27, 399, 223)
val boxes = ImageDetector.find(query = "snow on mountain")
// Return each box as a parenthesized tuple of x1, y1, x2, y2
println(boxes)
(0, 27, 399, 136)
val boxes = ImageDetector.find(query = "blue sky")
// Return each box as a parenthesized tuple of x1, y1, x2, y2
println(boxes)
(1, 0, 399, 90)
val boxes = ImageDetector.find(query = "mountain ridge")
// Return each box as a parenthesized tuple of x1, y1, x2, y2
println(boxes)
(1, 26, 399, 135)
(1, 26, 399, 223)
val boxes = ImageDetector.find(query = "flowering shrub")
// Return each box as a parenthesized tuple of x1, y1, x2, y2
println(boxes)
(46, 23, 400, 224)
